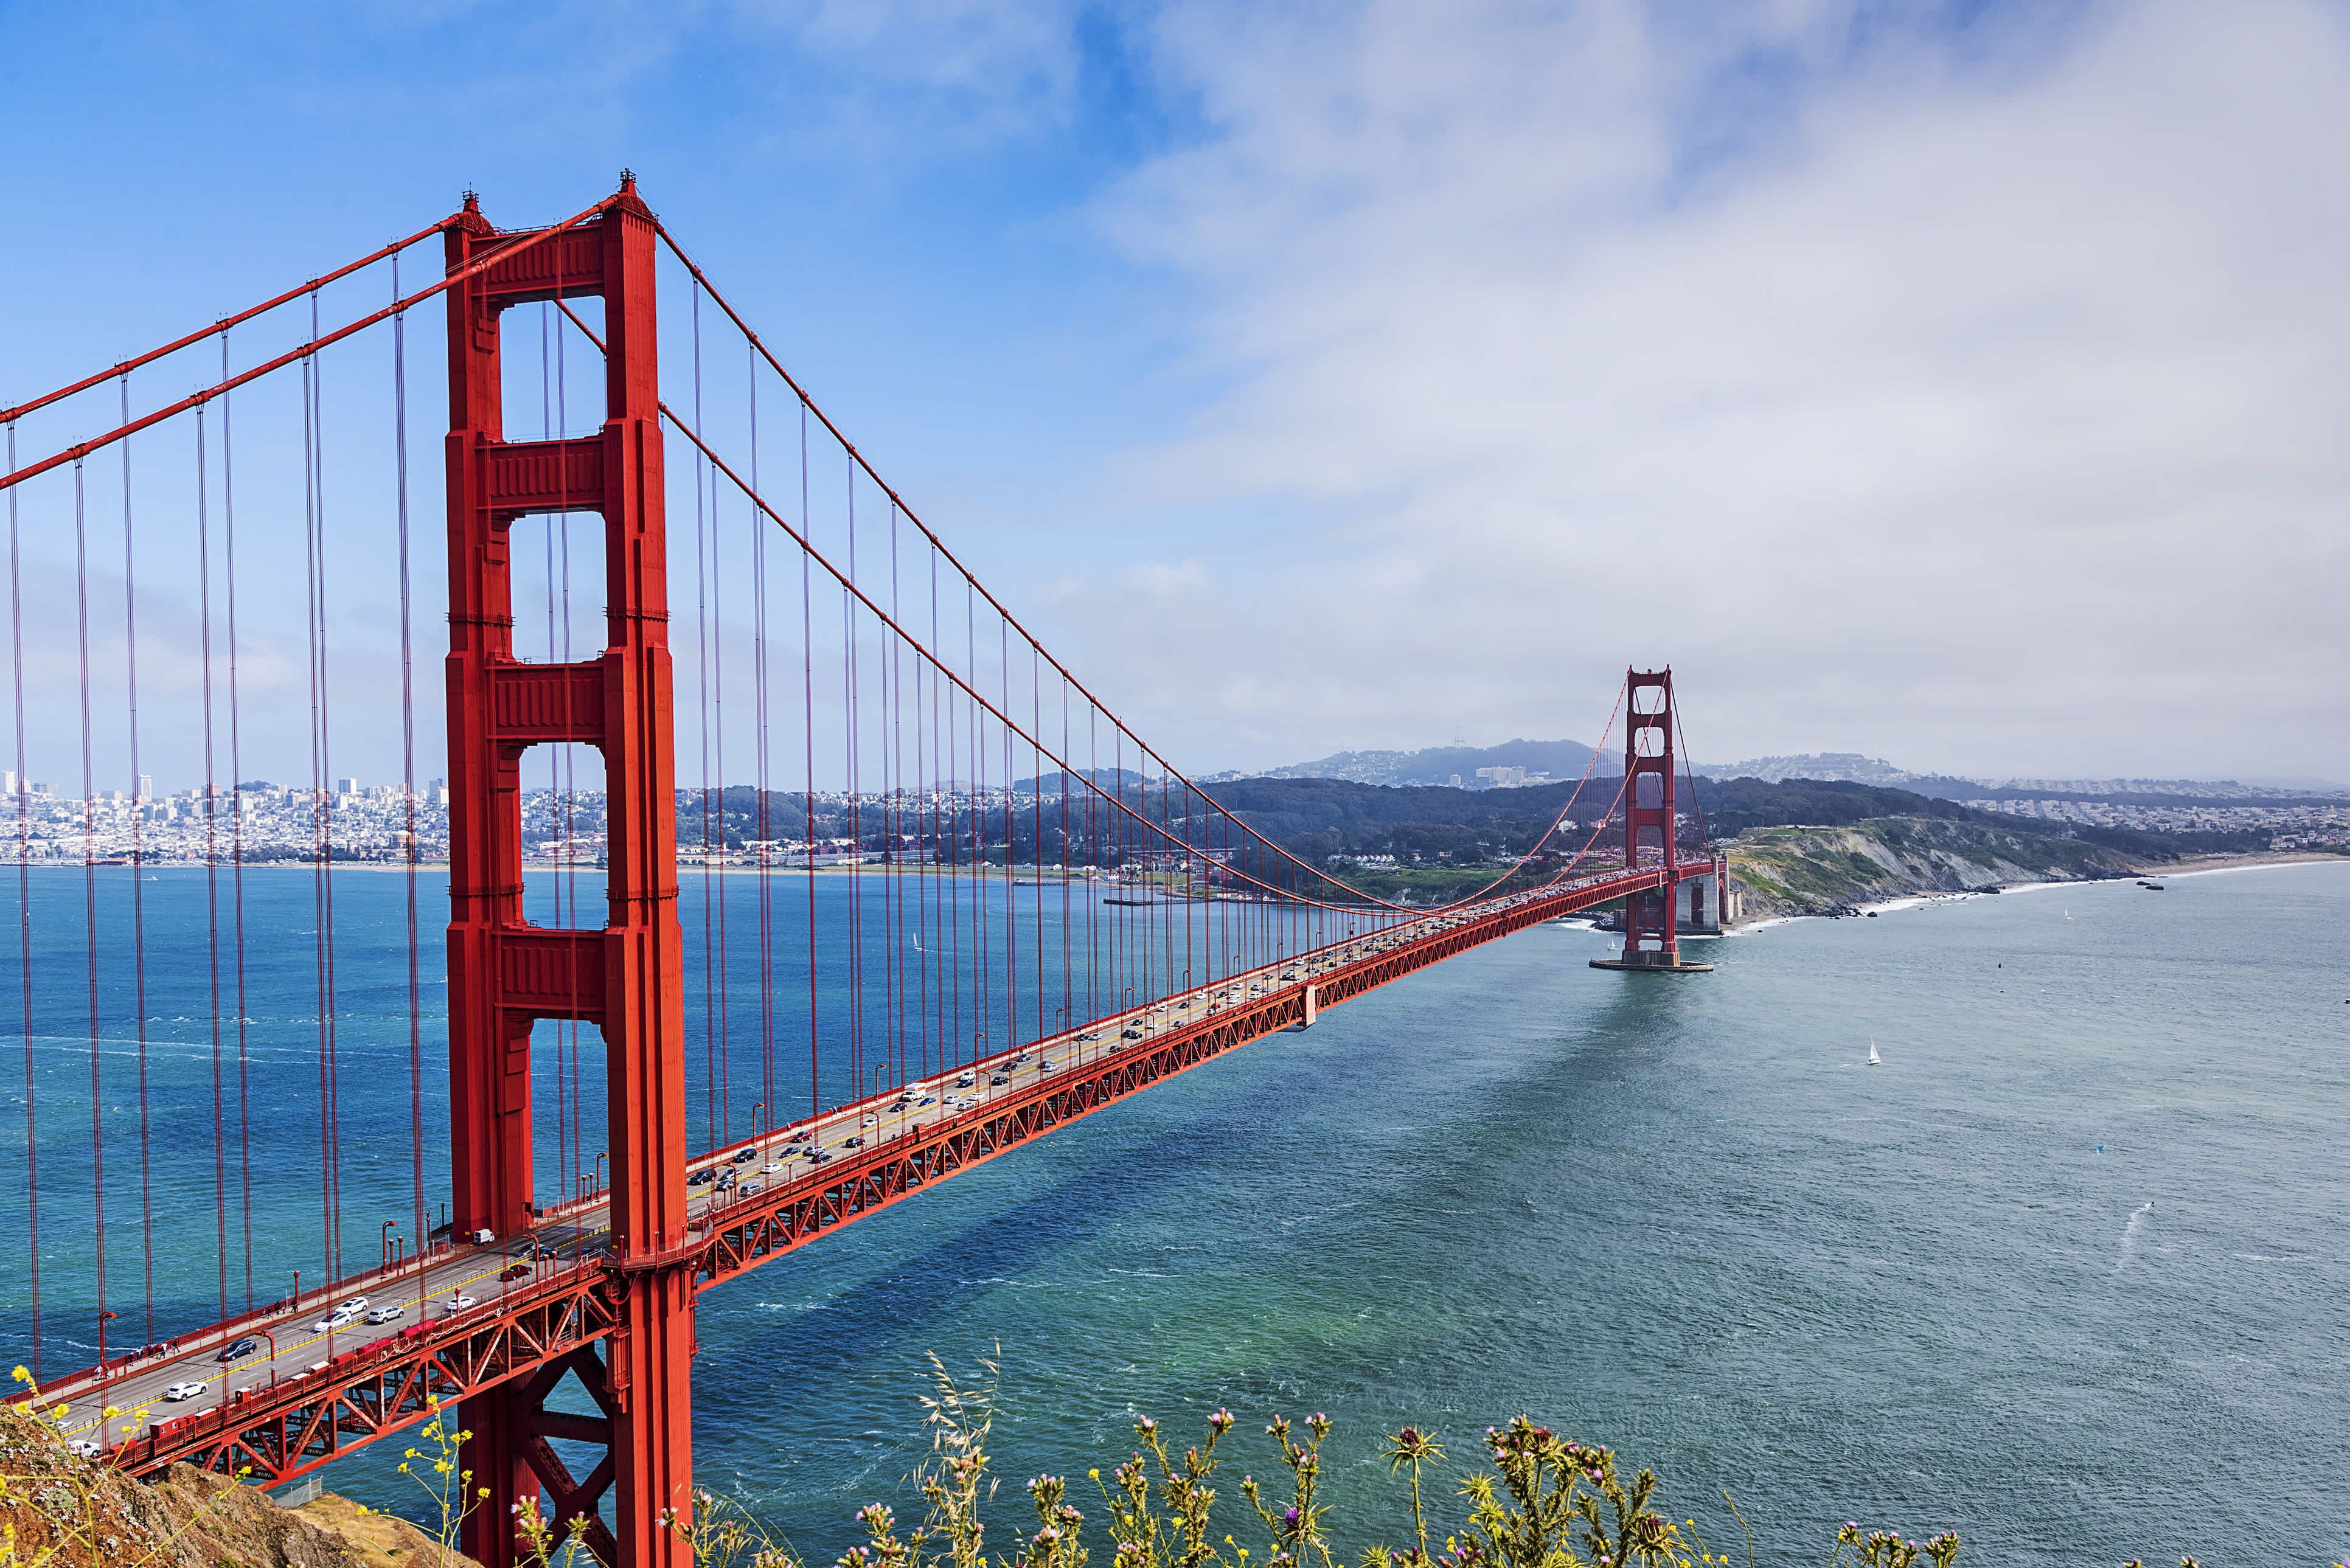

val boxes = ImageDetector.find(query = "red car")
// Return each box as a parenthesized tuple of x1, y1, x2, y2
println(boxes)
(498, 1263, 531, 1282)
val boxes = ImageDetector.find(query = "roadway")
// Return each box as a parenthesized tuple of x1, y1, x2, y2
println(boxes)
(33, 871, 1677, 1458)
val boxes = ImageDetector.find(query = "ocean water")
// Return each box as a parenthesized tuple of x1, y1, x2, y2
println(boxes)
(5, 861, 2346, 1564)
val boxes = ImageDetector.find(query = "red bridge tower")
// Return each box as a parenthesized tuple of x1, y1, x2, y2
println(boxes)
(443, 178, 693, 1566)
(1591, 667, 1714, 974)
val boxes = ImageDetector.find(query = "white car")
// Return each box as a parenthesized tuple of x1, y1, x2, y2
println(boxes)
(761, 1161, 787, 1173)
(311, 1311, 355, 1334)
(443, 1294, 477, 1311)
(69, 1438, 102, 1458)
(163, 1380, 208, 1402)
(336, 1296, 368, 1315)
(363, 1303, 405, 1325)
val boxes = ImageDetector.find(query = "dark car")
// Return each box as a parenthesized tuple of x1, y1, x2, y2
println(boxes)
(499, 1262, 531, 1282)
(715, 1170, 737, 1189)
(217, 1337, 258, 1364)
(990, 1072, 1010, 1085)
(844, 1135, 865, 1148)
(687, 1168, 718, 1185)
(731, 1149, 758, 1164)
(1074, 1032, 1099, 1042)
(1121, 1027, 1144, 1039)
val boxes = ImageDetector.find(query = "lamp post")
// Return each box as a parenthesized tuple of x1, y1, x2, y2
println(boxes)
(593, 1152, 607, 1196)
(96, 1310, 119, 1375)
(382, 1220, 400, 1270)
(751, 1101, 765, 1153)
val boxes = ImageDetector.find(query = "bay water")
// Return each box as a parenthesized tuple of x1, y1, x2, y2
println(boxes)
(3, 861, 2344, 1564)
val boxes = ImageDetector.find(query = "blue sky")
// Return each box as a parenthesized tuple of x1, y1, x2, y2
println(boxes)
(5, 1, 2348, 785)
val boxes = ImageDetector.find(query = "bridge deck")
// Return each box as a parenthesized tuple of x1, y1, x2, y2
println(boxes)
(17, 860, 1713, 1486)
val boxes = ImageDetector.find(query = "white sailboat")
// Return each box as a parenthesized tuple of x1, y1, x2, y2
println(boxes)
(1866, 1041, 1881, 1066)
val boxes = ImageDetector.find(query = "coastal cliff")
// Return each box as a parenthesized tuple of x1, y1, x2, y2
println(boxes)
(1727, 816, 2138, 918)
(0, 1403, 473, 1568)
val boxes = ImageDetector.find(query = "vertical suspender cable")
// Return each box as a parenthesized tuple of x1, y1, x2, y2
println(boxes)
(843, 468, 860, 1100)
(320, 325, 344, 1279)
(556, 301, 584, 1200)
(710, 347, 729, 1147)
(198, 405, 228, 1326)
(563, 502, 580, 1188)
(692, 285, 717, 1148)
(394, 256, 427, 1262)
(1031, 644, 1041, 1044)
(1060, 678, 1071, 1039)
(301, 344, 328, 1284)
(930, 544, 945, 1087)
(1006, 611, 1015, 1053)
(943, 551, 958, 1077)
(73, 456, 108, 1356)
(838, 470, 853, 1094)
(544, 309, 564, 1199)
(968, 578, 984, 1072)
(800, 403, 819, 1126)
(222, 335, 254, 1312)
(889, 502, 905, 1095)
(5, 419, 38, 1378)
(753, 351, 774, 1129)
(119, 377, 155, 1342)
(1088, 704, 1097, 1025)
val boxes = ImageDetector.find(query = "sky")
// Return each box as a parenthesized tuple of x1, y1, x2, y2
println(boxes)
(4, 0, 2347, 788)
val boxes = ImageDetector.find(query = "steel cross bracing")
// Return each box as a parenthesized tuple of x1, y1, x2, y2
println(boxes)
(40, 855, 1718, 1493)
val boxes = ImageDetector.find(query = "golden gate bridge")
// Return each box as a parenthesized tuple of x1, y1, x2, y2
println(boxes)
(0, 178, 1721, 1566)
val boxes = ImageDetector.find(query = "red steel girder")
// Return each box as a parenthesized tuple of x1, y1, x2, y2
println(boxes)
(688, 864, 1710, 1289)
(116, 1269, 620, 1490)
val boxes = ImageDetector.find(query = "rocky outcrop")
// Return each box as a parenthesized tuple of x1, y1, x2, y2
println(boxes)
(0, 1406, 476, 1568)
(1728, 816, 2138, 918)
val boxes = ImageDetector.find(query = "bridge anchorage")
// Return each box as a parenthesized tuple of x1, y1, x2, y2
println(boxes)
(1588, 668, 1717, 974)
(0, 176, 1727, 1567)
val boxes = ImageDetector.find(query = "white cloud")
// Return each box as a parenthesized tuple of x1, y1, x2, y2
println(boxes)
(732, 0, 1090, 158)
(1052, 0, 2350, 779)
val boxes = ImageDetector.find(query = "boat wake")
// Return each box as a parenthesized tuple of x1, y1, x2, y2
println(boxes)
(2115, 1201, 2154, 1271)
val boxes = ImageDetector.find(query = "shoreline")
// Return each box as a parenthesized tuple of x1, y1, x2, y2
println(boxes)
(1725, 852, 2346, 931)
(2136, 850, 2348, 877)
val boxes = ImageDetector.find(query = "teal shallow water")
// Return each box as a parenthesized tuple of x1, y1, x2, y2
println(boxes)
(678, 863, 2348, 1566)
(5, 862, 2346, 1563)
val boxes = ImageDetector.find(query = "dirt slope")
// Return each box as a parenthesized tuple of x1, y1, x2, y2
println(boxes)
(0, 1407, 477, 1568)
(1728, 816, 2138, 917)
